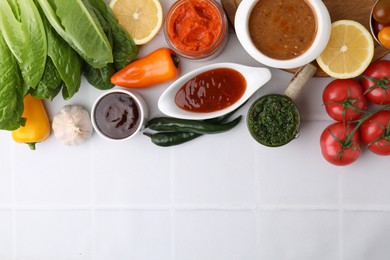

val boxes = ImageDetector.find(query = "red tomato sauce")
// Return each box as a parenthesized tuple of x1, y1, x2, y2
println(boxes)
(175, 68, 246, 113)
(166, 0, 222, 53)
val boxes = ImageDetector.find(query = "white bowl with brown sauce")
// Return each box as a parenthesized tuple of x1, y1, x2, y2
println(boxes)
(235, 0, 331, 69)
(91, 89, 149, 142)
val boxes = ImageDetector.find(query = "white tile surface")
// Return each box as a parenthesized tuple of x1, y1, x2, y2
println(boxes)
(342, 152, 390, 206)
(0, 210, 13, 259)
(94, 210, 171, 260)
(14, 210, 91, 260)
(256, 121, 340, 206)
(174, 210, 257, 260)
(0, 0, 389, 259)
(13, 143, 92, 206)
(343, 211, 390, 260)
(257, 210, 339, 260)
(0, 132, 13, 206)
(93, 135, 171, 206)
(173, 121, 257, 205)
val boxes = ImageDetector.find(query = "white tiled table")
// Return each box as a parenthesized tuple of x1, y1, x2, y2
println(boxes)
(1, 1, 390, 259)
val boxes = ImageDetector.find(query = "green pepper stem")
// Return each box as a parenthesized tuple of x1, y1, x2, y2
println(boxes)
(27, 143, 36, 150)
(171, 54, 179, 68)
(20, 117, 27, 127)
(143, 132, 152, 138)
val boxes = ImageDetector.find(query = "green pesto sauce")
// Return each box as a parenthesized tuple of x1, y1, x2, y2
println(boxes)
(247, 94, 300, 147)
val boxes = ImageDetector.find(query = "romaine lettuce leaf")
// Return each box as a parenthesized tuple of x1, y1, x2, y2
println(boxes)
(35, 0, 113, 68)
(39, 4, 82, 100)
(82, 1, 114, 90)
(83, 62, 115, 90)
(0, 32, 24, 131)
(83, 0, 138, 90)
(30, 58, 62, 100)
(88, 0, 138, 70)
(0, 0, 47, 89)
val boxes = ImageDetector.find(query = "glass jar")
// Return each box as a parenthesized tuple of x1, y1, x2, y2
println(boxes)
(164, 0, 228, 61)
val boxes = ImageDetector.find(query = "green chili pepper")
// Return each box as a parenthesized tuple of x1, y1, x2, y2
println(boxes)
(144, 131, 202, 147)
(205, 102, 247, 124)
(144, 104, 245, 147)
(146, 116, 242, 134)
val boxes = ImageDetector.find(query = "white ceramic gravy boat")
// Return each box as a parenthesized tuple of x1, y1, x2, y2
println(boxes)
(158, 63, 272, 120)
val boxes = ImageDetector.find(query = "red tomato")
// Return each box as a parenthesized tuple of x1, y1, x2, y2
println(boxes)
(378, 26, 390, 48)
(373, 0, 390, 24)
(360, 110, 390, 155)
(361, 60, 390, 105)
(322, 79, 367, 122)
(373, 21, 389, 34)
(320, 122, 362, 166)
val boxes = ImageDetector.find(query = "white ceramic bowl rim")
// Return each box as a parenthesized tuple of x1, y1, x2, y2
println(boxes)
(235, 0, 331, 69)
(91, 88, 148, 142)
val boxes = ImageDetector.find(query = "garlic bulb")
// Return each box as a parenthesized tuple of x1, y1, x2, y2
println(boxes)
(52, 105, 93, 145)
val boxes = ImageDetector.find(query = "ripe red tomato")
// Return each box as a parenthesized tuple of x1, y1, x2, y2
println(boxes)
(373, 21, 389, 34)
(322, 79, 367, 122)
(378, 26, 390, 48)
(360, 110, 390, 155)
(320, 122, 362, 166)
(373, 0, 390, 24)
(361, 60, 390, 105)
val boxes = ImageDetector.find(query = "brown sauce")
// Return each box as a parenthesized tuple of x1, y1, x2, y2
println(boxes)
(249, 0, 317, 60)
(94, 92, 140, 139)
(175, 68, 246, 113)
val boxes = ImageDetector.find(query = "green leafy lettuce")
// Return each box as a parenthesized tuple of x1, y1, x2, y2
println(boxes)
(88, 0, 138, 70)
(35, 0, 113, 68)
(39, 4, 82, 100)
(30, 58, 62, 100)
(0, 32, 24, 130)
(82, 0, 138, 90)
(0, 0, 47, 89)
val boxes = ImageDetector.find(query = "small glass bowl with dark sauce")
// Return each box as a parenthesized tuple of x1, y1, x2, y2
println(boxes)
(91, 89, 148, 141)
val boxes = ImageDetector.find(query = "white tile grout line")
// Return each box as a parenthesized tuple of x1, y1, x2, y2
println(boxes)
(338, 168, 344, 260)
(3, 204, 390, 211)
(90, 142, 96, 260)
(169, 148, 176, 260)
(254, 140, 261, 260)
(10, 141, 16, 259)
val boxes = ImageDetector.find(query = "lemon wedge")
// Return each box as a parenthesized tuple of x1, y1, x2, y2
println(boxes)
(316, 20, 374, 79)
(110, 0, 163, 45)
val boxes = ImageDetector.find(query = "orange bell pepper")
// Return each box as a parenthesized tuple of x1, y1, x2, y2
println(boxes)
(110, 47, 180, 88)
(12, 94, 51, 150)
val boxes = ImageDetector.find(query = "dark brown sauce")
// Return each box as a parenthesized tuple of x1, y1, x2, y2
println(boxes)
(94, 93, 140, 139)
(175, 68, 246, 113)
(249, 0, 317, 60)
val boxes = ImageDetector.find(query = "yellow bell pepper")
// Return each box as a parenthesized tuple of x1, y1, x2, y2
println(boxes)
(12, 94, 50, 150)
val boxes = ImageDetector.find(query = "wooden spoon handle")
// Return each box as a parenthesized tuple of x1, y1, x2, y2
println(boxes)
(284, 63, 317, 101)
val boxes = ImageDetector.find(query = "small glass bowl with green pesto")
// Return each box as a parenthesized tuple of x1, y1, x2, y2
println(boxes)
(247, 94, 300, 147)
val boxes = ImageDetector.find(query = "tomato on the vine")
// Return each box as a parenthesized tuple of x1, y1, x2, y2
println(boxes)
(322, 79, 367, 122)
(361, 60, 390, 105)
(320, 122, 362, 166)
(360, 110, 390, 155)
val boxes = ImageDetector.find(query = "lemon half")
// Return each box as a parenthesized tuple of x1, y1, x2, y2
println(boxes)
(316, 20, 374, 79)
(110, 0, 163, 45)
